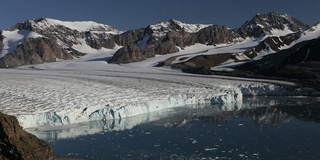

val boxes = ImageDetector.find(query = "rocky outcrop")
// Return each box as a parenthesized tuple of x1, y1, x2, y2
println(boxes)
(0, 112, 57, 160)
(243, 32, 302, 58)
(110, 41, 179, 63)
(110, 44, 146, 63)
(161, 31, 195, 48)
(0, 37, 72, 68)
(0, 31, 3, 51)
(114, 28, 145, 46)
(196, 25, 238, 45)
(85, 31, 116, 49)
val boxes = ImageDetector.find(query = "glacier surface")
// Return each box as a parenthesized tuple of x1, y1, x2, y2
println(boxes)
(0, 68, 311, 129)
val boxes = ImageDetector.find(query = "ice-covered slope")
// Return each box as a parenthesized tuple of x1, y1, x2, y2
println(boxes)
(43, 18, 120, 33)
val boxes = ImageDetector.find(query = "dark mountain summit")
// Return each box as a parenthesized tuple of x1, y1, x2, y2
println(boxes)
(239, 12, 309, 37)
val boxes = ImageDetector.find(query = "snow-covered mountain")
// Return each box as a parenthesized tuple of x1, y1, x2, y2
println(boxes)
(0, 12, 320, 89)
(111, 12, 310, 64)
(0, 12, 317, 69)
(159, 14, 319, 74)
(0, 18, 124, 67)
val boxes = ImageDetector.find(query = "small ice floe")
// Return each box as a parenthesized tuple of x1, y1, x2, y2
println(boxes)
(204, 147, 218, 151)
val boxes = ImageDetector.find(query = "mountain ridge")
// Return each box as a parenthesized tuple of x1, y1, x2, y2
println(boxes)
(0, 11, 316, 68)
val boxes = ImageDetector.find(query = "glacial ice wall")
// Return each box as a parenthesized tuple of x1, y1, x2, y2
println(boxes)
(18, 92, 242, 128)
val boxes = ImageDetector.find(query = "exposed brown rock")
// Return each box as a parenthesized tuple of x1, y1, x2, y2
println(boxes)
(164, 31, 196, 47)
(114, 29, 145, 46)
(196, 25, 237, 45)
(110, 39, 180, 64)
(0, 37, 72, 68)
(110, 44, 145, 63)
(85, 31, 116, 49)
(0, 112, 57, 160)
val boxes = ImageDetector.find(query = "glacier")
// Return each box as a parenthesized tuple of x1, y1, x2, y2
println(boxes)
(0, 68, 313, 129)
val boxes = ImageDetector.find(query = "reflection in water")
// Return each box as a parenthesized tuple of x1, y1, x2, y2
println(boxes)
(27, 97, 320, 159)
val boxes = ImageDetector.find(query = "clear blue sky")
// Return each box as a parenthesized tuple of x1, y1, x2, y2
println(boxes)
(1, 0, 320, 30)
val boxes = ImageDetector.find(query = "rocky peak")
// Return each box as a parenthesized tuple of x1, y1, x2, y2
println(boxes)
(240, 12, 309, 37)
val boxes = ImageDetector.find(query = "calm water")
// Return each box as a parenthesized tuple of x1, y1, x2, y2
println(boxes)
(28, 97, 320, 160)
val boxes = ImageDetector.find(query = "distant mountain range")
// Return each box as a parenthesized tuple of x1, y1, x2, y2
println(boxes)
(1, 12, 320, 88)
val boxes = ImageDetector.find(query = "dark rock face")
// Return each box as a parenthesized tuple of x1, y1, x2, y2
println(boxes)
(111, 44, 145, 63)
(110, 41, 180, 63)
(0, 31, 3, 51)
(0, 37, 71, 68)
(243, 32, 302, 58)
(110, 24, 239, 63)
(153, 40, 180, 55)
(111, 26, 186, 63)
(85, 31, 116, 49)
(0, 112, 57, 160)
(238, 38, 320, 71)
(196, 25, 237, 45)
(162, 30, 195, 47)
(114, 29, 145, 46)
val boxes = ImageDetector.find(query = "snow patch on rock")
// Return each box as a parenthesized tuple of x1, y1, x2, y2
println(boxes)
(0, 30, 44, 58)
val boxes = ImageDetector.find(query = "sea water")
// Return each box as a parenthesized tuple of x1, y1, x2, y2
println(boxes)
(28, 97, 320, 160)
